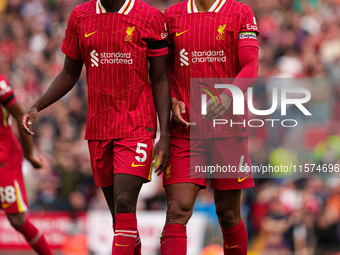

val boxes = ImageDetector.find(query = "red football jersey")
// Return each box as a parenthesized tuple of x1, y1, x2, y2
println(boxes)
(165, 0, 259, 139)
(61, 0, 168, 140)
(0, 74, 23, 167)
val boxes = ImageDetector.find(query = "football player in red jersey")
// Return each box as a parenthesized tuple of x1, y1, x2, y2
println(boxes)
(161, 0, 259, 254)
(0, 74, 53, 255)
(22, 0, 171, 254)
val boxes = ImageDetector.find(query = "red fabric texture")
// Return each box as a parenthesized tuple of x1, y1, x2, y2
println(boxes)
(18, 219, 53, 255)
(221, 219, 248, 255)
(160, 224, 187, 255)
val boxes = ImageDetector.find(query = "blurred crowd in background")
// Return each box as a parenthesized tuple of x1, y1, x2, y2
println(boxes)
(1, 0, 340, 254)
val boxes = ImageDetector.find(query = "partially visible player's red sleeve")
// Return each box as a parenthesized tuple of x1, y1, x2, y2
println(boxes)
(61, 8, 82, 62)
(145, 11, 168, 57)
(168, 46, 180, 100)
(223, 6, 259, 97)
(238, 6, 259, 48)
(164, 11, 179, 100)
(0, 77, 17, 108)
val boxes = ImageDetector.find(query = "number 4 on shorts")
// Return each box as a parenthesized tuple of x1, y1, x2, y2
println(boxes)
(239, 155, 250, 174)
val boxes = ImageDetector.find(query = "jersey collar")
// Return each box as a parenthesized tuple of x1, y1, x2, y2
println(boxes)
(187, 0, 226, 13)
(96, 0, 135, 15)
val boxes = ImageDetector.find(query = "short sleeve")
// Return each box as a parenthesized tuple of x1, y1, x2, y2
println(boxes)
(61, 8, 82, 61)
(0, 78, 16, 107)
(164, 10, 173, 46)
(145, 11, 168, 57)
(238, 6, 260, 48)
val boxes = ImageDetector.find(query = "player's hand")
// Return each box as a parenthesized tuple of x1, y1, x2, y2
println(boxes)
(204, 93, 232, 120)
(22, 107, 38, 136)
(26, 155, 43, 169)
(153, 135, 170, 176)
(171, 98, 190, 127)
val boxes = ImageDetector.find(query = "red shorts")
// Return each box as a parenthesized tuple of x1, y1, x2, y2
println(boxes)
(163, 138, 254, 190)
(88, 137, 154, 187)
(0, 142, 28, 214)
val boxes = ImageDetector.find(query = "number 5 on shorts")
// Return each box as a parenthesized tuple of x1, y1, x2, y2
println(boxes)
(135, 143, 147, 163)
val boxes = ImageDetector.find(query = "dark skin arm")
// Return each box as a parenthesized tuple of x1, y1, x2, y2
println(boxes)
(7, 101, 42, 168)
(149, 55, 171, 176)
(22, 56, 83, 135)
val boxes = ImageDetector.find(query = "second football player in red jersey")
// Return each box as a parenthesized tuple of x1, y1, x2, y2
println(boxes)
(22, 0, 171, 254)
(161, 0, 259, 254)
(0, 74, 52, 255)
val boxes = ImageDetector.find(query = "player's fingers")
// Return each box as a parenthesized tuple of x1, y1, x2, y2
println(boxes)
(177, 115, 190, 127)
(216, 108, 228, 119)
(22, 114, 30, 129)
(206, 105, 223, 120)
(155, 153, 166, 176)
(22, 114, 35, 135)
(28, 113, 37, 125)
(179, 102, 186, 114)
(154, 152, 162, 173)
(173, 106, 190, 127)
(206, 97, 215, 110)
(214, 108, 228, 119)
(205, 104, 220, 120)
(152, 147, 159, 164)
(33, 159, 43, 169)
(35, 156, 44, 168)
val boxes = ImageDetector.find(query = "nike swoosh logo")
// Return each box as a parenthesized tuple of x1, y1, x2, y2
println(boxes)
(115, 243, 130, 247)
(85, 31, 98, 37)
(2, 203, 12, 209)
(226, 244, 239, 249)
(131, 162, 146, 167)
(176, 30, 189, 36)
(238, 176, 249, 182)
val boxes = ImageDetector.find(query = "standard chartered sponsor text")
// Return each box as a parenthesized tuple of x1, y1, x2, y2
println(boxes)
(100, 52, 133, 64)
(191, 50, 226, 63)
(195, 163, 293, 175)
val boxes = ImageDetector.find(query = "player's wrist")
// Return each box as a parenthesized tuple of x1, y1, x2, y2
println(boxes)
(159, 131, 171, 139)
(221, 92, 233, 102)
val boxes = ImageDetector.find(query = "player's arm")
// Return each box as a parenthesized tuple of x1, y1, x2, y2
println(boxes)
(22, 56, 83, 135)
(205, 7, 259, 120)
(168, 43, 190, 127)
(204, 45, 259, 120)
(7, 100, 42, 168)
(149, 55, 171, 175)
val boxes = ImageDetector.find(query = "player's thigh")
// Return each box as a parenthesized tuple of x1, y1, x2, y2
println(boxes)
(163, 138, 207, 188)
(210, 137, 254, 191)
(0, 166, 28, 214)
(113, 137, 154, 181)
(88, 140, 114, 187)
